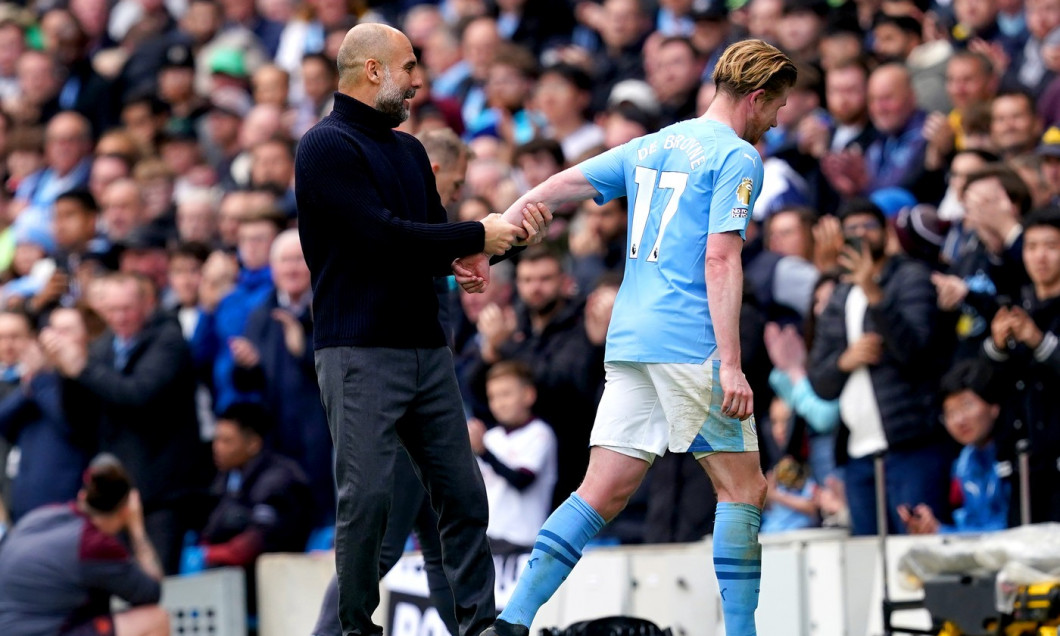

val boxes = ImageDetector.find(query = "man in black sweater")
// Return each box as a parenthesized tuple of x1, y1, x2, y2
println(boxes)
(295, 22, 535, 636)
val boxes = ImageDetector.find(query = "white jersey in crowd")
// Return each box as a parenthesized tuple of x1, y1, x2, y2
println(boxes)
(479, 418, 558, 547)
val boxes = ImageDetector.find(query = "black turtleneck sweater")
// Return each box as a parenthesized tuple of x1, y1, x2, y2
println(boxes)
(295, 92, 485, 350)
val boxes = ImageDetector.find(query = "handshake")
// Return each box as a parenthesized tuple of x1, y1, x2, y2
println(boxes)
(455, 202, 552, 294)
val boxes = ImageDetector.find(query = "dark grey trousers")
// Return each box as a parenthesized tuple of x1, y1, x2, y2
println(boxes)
(315, 346, 495, 636)
(311, 447, 459, 636)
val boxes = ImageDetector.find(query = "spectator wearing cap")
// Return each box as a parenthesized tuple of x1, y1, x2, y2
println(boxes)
(194, 11, 269, 98)
(158, 42, 209, 127)
(0, 308, 93, 522)
(42, 272, 205, 573)
(204, 87, 251, 191)
(12, 112, 92, 236)
(180, 402, 312, 612)
(688, 0, 733, 77)
(208, 48, 251, 94)
(1036, 126, 1060, 202)
(983, 206, 1060, 523)
(808, 198, 949, 535)
(535, 64, 604, 161)
(228, 230, 332, 525)
(992, 89, 1045, 158)
(646, 36, 704, 127)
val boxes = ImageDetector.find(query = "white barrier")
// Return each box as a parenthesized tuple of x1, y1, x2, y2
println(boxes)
(249, 531, 992, 636)
(161, 567, 246, 636)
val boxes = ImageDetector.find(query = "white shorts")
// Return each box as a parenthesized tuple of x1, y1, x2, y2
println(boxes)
(590, 360, 759, 463)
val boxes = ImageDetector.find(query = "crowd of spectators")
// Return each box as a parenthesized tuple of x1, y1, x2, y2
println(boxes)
(0, 0, 1056, 615)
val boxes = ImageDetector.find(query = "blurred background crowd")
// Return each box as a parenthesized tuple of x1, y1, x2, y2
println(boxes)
(0, 0, 1054, 602)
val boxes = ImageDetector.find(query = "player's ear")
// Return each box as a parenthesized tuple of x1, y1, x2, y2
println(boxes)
(747, 88, 766, 108)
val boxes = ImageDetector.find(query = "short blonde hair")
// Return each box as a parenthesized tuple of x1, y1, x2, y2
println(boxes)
(712, 39, 798, 102)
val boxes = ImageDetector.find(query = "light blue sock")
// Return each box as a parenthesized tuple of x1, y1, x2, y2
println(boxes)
(498, 493, 606, 627)
(713, 502, 762, 636)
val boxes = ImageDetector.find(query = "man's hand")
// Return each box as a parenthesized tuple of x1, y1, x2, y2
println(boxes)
(796, 115, 830, 158)
(229, 337, 261, 368)
(513, 202, 553, 247)
(20, 341, 47, 384)
(481, 213, 524, 256)
(719, 363, 753, 421)
(897, 503, 940, 534)
(922, 111, 955, 170)
(467, 418, 486, 455)
(931, 272, 969, 311)
(991, 307, 1016, 350)
(453, 253, 489, 293)
(821, 149, 867, 197)
(584, 284, 617, 346)
(812, 215, 844, 272)
(29, 271, 69, 313)
(39, 328, 87, 377)
(764, 323, 807, 379)
(837, 333, 883, 372)
(477, 302, 517, 363)
(271, 309, 306, 357)
(838, 240, 882, 304)
(1007, 306, 1044, 349)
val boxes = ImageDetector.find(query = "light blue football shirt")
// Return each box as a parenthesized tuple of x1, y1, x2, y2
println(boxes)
(578, 117, 764, 363)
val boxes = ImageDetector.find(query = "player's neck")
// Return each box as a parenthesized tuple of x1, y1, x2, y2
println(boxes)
(704, 97, 748, 139)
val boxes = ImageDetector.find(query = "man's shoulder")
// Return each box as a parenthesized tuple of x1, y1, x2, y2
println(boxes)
(297, 119, 368, 161)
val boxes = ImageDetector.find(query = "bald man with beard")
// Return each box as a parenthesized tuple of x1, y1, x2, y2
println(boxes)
(294, 23, 548, 636)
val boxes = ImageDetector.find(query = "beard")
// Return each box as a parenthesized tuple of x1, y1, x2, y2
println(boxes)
(375, 67, 415, 127)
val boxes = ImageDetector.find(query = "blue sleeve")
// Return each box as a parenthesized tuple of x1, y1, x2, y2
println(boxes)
(789, 376, 840, 434)
(768, 368, 795, 403)
(707, 145, 762, 239)
(578, 145, 628, 204)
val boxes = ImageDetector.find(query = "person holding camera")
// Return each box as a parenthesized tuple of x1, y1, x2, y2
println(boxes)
(807, 198, 951, 536)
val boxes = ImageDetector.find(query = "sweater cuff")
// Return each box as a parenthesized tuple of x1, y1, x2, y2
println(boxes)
(984, 338, 1009, 362)
(1034, 332, 1058, 362)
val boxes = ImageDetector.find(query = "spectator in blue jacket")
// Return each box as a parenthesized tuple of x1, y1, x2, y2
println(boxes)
(898, 359, 1009, 534)
(230, 229, 333, 525)
(201, 207, 284, 413)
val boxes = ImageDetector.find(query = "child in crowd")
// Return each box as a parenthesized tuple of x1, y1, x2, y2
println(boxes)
(468, 361, 557, 549)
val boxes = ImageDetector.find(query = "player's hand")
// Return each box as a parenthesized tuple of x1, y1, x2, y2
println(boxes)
(514, 202, 553, 246)
(453, 253, 490, 293)
(931, 272, 969, 311)
(271, 309, 306, 358)
(481, 213, 525, 256)
(719, 363, 753, 421)
(837, 333, 883, 372)
(229, 337, 261, 368)
(467, 418, 486, 455)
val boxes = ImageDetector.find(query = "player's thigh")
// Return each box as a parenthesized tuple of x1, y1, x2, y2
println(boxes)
(697, 451, 765, 505)
(647, 360, 758, 455)
(590, 361, 670, 461)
